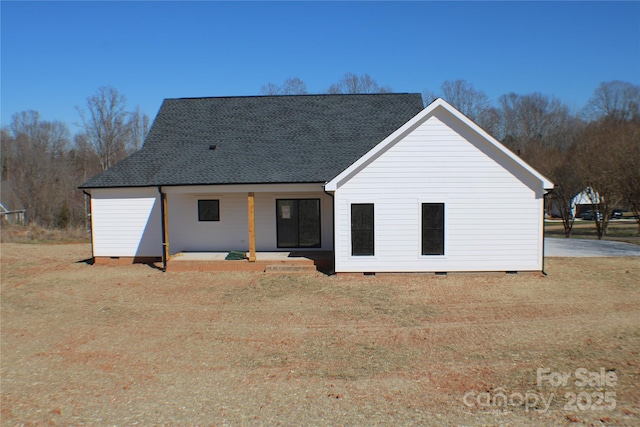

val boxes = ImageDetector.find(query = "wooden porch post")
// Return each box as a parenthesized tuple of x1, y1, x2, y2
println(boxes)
(159, 189, 170, 271)
(248, 192, 256, 262)
(158, 191, 169, 271)
(162, 192, 170, 262)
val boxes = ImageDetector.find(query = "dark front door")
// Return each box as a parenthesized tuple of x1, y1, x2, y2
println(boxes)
(276, 199, 321, 248)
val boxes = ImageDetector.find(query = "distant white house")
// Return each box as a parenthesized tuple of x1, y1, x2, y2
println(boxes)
(0, 181, 26, 225)
(81, 95, 553, 273)
(549, 187, 600, 219)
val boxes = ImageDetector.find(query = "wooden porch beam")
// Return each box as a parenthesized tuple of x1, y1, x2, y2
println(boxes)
(248, 192, 256, 262)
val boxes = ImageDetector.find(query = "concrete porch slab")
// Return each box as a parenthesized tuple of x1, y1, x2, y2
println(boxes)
(170, 251, 331, 261)
(166, 251, 334, 273)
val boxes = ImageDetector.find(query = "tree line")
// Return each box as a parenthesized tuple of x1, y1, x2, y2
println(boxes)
(268, 73, 637, 239)
(1, 86, 150, 229)
(2, 76, 639, 239)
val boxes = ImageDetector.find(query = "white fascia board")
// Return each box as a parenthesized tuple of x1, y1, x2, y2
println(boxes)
(325, 98, 555, 192)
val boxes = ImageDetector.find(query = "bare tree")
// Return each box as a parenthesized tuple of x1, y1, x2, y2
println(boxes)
(423, 80, 497, 133)
(627, 166, 640, 234)
(128, 106, 150, 152)
(76, 86, 131, 171)
(575, 119, 632, 239)
(261, 82, 280, 96)
(328, 73, 391, 94)
(68, 132, 101, 229)
(261, 77, 308, 95)
(7, 111, 73, 226)
(476, 106, 503, 139)
(1, 128, 16, 181)
(497, 92, 578, 157)
(583, 80, 640, 123)
(548, 149, 586, 237)
(576, 81, 640, 236)
(617, 120, 640, 233)
(3, 88, 148, 229)
(421, 89, 438, 106)
(440, 79, 490, 122)
(281, 77, 307, 95)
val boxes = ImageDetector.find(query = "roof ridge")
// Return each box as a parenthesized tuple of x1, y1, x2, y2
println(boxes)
(165, 93, 419, 101)
(80, 93, 426, 188)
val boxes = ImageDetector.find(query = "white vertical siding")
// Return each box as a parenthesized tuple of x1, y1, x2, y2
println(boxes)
(166, 188, 333, 253)
(334, 114, 544, 273)
(91, 188, 162, 257)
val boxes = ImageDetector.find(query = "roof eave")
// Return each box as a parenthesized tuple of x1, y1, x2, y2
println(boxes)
(79, 180, 328, 190)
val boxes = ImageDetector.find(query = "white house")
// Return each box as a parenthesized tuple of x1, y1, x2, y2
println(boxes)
(549, 187, 600, 219)
(81, 94, 553, 273)
(0, 180, 26, 225)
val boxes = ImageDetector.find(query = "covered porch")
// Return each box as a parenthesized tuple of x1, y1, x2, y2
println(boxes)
(166, 250, 334, 273)
(155, 183, 335, 272)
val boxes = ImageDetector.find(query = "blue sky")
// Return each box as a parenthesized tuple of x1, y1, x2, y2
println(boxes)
(2, 1, 639, 133)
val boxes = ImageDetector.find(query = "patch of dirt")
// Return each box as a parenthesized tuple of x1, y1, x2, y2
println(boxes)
(2, 243, 639, 426)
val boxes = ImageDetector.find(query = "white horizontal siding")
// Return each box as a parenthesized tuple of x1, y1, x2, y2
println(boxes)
(334, 114, 543, 273)
(167, 189, 333, 253)
(168, 193, 248, 253)
(91, 188, 162, 257)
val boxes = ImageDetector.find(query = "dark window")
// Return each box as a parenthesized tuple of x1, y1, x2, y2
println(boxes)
(351, 203, 374, 256)
(422, 203, 444, 255)
(276, 199, 321, 248)
(198, 199, 220, 221)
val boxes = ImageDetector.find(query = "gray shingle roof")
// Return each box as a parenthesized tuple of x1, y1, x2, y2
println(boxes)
(80, 93, 424, 188)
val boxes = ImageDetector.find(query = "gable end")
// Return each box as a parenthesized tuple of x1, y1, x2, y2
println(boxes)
(325, 98, 554, 193)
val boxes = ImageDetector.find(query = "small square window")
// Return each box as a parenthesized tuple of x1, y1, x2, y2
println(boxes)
(198, 199, 220, 221)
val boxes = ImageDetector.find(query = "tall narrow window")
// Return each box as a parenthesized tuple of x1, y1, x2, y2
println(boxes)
(276, 199, 321, 248)
(422, 203, 444, 255)
(351, 203, 374, 256)
(198, 199, 220, 221)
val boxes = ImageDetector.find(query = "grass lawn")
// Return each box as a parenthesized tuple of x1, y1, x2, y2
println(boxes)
(1, 243, 639, 426)
(545, 219, 640, 245)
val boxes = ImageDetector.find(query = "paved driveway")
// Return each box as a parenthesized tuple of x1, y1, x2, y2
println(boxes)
(545, 237, 640, 257)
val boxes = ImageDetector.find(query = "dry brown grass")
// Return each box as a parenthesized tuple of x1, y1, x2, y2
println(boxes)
(546, 220, 640, 245)
(0, 223, 90, 244)
(1, 243, 639, 426)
